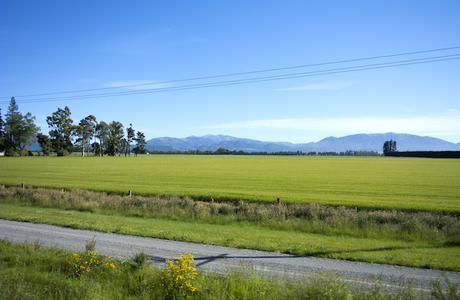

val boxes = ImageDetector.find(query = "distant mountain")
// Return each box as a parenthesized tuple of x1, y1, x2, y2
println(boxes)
(147, 135, 296, 153)
(146, 133, 460, 153)
(304, 133, 460, 152)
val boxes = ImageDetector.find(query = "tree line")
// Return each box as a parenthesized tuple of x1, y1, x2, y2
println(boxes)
(384, 151, 460, 158)
(0, 97, 146, 156)
(150, 148, 380, 156)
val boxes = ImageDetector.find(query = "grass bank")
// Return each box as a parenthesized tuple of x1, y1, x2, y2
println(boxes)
(1, 187, 459, 244)
(1, 155, 459, 212)
(1, 203, 459, 271)
(1, 240, 457, 300)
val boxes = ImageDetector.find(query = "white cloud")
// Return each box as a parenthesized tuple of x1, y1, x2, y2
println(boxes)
(104, 80, 174, 91)
(276, 80, 357, 91)
(202, 115, 460, 140)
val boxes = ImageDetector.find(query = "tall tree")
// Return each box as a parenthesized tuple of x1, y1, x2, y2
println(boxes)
(4, 97, 38, 156)
(120, 138, 130, 157)
(383, 140, 397, 155)
(46, 106, 74, 156)
(36, 133, 52, 156)
(106, 121, 124, 156)
(126, 123, 135, 156)
(91, 141, 102, 156)
(391, 140, 397, 152)
(0, 108, 5, 152)
(133, 131, 146, 156)
(95, 121, 109, 156)
(76, 115, 97, 157)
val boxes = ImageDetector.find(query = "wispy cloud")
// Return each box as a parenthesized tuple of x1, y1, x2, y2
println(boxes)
(104, 80, 174, 91)
(276, 80, 357, 92)
(202, 115, 460, 140)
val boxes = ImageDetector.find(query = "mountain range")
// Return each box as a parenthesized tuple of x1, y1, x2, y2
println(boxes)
(146, 133, 460, 153)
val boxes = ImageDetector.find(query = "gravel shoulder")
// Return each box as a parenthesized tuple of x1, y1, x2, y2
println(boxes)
(1, 219, 459, 292)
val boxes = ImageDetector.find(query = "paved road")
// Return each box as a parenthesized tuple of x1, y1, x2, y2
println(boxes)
(1, 219, 459, 292)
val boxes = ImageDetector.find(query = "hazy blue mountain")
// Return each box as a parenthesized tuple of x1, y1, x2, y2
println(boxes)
(146, 133, 460, 153)
(147, 135, 297, 152)
(302, 133, 460, 152)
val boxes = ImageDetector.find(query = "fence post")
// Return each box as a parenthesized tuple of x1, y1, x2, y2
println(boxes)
(129, 190, 132, 198)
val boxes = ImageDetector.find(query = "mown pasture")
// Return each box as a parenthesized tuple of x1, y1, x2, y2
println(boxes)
(0, 155, 459, 212)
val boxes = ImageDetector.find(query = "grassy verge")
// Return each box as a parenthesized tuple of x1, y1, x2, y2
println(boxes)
(1, 203, 459, 271)
(2, 187, 459, 244)
(1, 240, 456, 300)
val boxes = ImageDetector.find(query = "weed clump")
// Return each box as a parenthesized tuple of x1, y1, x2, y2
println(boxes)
(161, 253, 198, 298)
(84, 237, 96, 252)
(128, 252, 148, 270)
(70, 250, 117, 278)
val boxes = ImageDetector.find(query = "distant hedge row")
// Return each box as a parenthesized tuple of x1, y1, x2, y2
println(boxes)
(385, 151, 460, 158)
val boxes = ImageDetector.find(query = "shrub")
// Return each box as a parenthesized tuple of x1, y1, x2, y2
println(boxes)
(85, 237, 96, 252)
(70, 250, 117, 278)
(128, 252, 148, 270)
(161, 253, 198, 298)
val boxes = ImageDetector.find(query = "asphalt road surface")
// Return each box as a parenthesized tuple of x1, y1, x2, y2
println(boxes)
(1, 219, 459, 292)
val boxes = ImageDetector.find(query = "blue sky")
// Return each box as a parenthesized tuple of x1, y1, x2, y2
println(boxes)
(1, 0, 459, 142)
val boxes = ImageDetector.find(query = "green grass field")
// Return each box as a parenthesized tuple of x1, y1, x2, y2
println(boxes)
(0, 155, 459, 212)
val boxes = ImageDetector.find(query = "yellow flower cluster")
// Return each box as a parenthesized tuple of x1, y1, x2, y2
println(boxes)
(70, 250, 117, 277)
(163, 253, 198, 295)
(104, 261, 117, 270)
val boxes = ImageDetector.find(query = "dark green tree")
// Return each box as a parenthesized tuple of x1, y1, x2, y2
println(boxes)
(0, 108, 5, 152)
(126, 123, 135, 156)
(120, 138, 130, 156)
(383, 141, 390, 154)
(47, 106, 74, 156)
(95, 121, 109, 156)
(76, 115, 97, 157)
(36, 133, 52, 156)
(383, 140, 397, 155)
(91, 142, 102, 156)
(133, 131, 146, 156)
(106, 121, 124, 156)
(4, 97, 38, 156)
(216, 147, 231, 154)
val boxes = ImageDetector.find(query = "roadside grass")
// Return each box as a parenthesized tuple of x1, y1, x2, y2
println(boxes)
(1, 187, 459, 245)
(0, 155, 459, 212)
(1, 203, 459, 271)
(0, 240, 453, 300)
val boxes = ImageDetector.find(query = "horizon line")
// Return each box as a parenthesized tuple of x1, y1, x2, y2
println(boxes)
(147, 132, 460, 145)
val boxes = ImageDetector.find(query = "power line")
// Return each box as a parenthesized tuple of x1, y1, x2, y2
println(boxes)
(1, 46, 459, 99)
(5, 54, 460, 103)
(4, 53, 459, 104)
